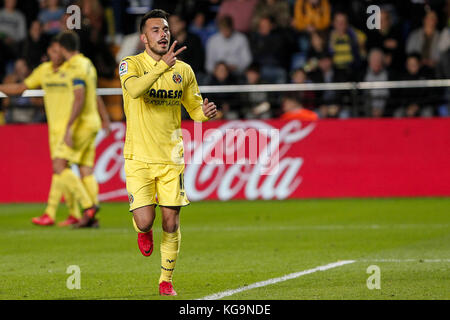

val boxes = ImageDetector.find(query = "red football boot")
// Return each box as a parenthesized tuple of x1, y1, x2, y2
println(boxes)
(159, 281, 177, 296)
(137, 230, 153, 257)
(31, 213, 54, 226)
(72, 205, 100, 229)
(57, 215, 80, 227)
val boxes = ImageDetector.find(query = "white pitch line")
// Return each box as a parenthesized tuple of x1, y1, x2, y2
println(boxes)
(197, 260, 356, 300)
(358, 259, 450, 263)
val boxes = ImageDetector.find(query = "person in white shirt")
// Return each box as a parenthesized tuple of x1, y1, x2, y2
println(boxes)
(205, 15, 252, 75)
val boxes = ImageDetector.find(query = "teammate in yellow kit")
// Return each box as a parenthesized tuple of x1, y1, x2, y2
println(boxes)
(119, 9, 217, 296)
(0, 38, 110, 226)
(55, 31, 107, 228)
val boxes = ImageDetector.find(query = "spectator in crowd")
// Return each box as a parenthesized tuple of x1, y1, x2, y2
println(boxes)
(22, 20, 50, 69)
(292, 0, 331, 33)
(204, 61, 238, 119)
(395, 53, 436, 118)
(81, 0, 108, 40)
(283, 68, 316, 112)
(437, 7, 450, 116)
(205, 15, 252, 75)
(406, 10, 441, 70)
(0, 0, 27, 78)
(240, 63, 272, 119)
(0, 0, 448, 121)
(304, 31, 328, 72)
(169, 14, 205, 75)
(188, 11, 218, 47)
(280, 96, 319, 121)
(186, 0, 222, 25)
(251, 0, 291, 31)
(248, 15, 289, 83)
(309, 52, 348, 118)
(437, 16, 450, 78)
(361, 48, 391, 118)
(328, 11, 364, 75)
(115, 18, 145, 63)
(38, 0, 65, 35)
(366, 8, 404, 72)
(217, 0, 258, 34)
(60, 1, 116, 78)
(2, 58, 44, 123)
(0, 0, 26, 44)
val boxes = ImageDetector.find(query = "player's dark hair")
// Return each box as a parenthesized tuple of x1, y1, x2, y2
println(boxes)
(140, 9, 170, 33)
(56, 31, 80, 52)
(49, 35, 58, 45)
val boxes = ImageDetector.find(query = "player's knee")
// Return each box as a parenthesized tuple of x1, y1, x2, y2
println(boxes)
(53, 159, 67, 174)
(79, 166, 93, 177)
(133, 215, 153, 233)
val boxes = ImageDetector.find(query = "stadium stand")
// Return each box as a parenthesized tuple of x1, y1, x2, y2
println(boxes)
(0, 0, 449, 123)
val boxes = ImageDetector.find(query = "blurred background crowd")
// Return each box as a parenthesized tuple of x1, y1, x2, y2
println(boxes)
(0, 0, 449, 123)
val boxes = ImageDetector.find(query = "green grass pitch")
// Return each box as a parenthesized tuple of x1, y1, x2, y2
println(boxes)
(0, 198, 449, 300)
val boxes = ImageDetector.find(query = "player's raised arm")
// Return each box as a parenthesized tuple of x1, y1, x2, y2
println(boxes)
(121, 41, 186, 99)
(120, 58, 167, 99)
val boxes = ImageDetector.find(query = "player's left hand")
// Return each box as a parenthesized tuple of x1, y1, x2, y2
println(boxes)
(203, 98, 217, 119)
(64, 128, 73, 148)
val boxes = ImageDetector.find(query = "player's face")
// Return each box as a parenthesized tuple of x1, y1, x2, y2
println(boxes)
(141, 18, 171, 56)
(47, 42, 64, 67)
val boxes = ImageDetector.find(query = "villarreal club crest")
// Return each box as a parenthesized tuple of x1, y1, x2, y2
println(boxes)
(172, 72, 182, 84)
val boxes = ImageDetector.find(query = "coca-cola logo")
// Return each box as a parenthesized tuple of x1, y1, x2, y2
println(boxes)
(184, 120, 315, 200)
(94, 122, 127, 201)
(94, 120, 315, 201)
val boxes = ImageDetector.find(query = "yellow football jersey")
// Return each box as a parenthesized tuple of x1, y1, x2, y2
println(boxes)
(119, 51, 208, 165)
(24, 61, 73, 134)
(60, 53, 101, 132)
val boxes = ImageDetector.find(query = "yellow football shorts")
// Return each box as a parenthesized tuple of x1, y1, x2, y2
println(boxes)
(124, 159, 190, 211)
(48, 131, 64, 160)
(53, 129, 98, 167)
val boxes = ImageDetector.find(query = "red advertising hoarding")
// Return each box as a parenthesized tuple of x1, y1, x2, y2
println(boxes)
(1, 118, 449, 203)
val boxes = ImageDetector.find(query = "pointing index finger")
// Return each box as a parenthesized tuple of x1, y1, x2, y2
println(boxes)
(174, 46, 187, 56)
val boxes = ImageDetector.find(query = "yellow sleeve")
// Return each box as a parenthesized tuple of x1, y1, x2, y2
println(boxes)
(69, 64, 87, 90)
(119, 57, 169, 99)
(182, 65, 208, 122)
(24, 64, 44, 89)
(119, 57, 138, 87)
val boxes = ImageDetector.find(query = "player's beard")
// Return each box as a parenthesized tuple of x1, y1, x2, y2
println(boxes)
(146, 35, 169, 56)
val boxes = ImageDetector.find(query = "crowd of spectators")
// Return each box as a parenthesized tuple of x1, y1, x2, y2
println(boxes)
(0, 0, 449, 123)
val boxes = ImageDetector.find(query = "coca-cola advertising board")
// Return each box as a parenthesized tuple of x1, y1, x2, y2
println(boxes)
(1, 118, 449, 203)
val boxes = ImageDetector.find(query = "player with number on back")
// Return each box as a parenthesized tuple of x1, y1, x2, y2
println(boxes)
(119, 9, 217, 296)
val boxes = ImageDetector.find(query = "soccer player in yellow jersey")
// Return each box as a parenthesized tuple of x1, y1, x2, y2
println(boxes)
(0, 38, 110, 227)
(119, 9, 217, 296)
(54, 31, 107, 228)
